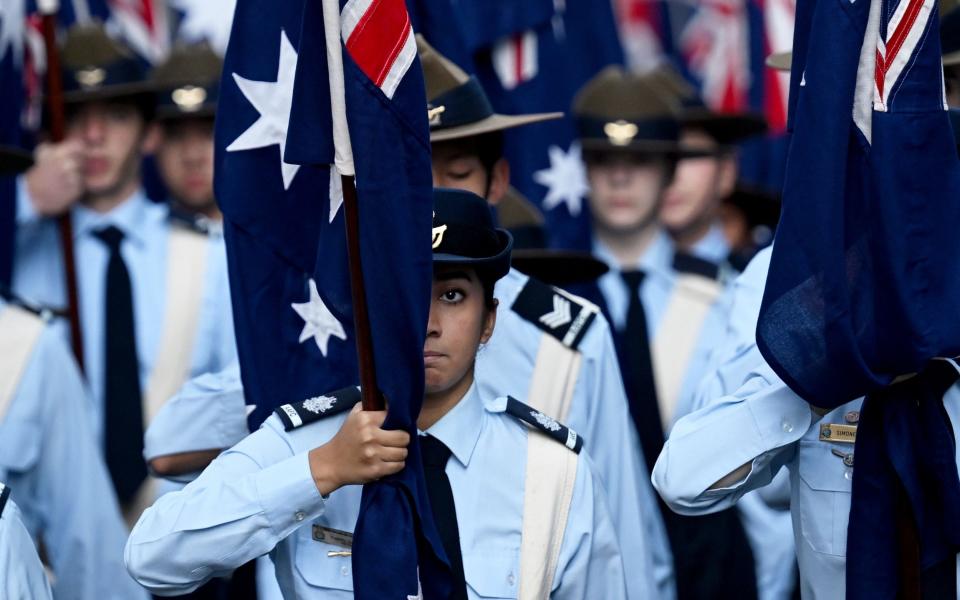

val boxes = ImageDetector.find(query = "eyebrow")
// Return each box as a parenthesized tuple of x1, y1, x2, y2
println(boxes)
(434, 270, 474, 283)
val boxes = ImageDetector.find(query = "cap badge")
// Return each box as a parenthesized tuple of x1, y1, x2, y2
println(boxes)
(427, 105, 445, 127)
(603, 120, 638, 146)
(76, 67, 106, 89)
(172, 85, 208, 112)
(431, 211, 447, 249)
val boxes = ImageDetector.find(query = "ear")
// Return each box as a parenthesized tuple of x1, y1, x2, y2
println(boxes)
(140, 122, 162, 155)
(717, 153, 739, 199)
(486, 158, 511, 205)
(480, 298, 498, 344)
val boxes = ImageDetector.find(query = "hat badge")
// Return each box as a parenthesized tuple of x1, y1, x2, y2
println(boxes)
(76, 67, 106, 89)
(172, 85, 208, 112)
(427, 105, 445, 127)
(603, 120, 639, 146)
(431, 212, 448, 249)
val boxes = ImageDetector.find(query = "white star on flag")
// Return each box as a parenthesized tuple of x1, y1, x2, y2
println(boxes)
(291, 279, 347, 356)
(227, 30, 300, 190)
(0, 0, 25, 65)
(170, 0, 236, 55)
(533, 142, 589, 217)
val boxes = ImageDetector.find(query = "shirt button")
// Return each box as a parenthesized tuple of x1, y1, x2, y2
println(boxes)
(844, 469, 854, 480)
(294, 511, 305, 522)
(781, 419, 793, 433)
(341, 566, 349, 577)
(507, 574, 515, 586)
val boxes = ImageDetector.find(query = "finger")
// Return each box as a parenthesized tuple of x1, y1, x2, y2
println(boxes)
(379, 446, 408, 463)
(376, 428, 410, 448)
(61, 139, 85, 157)
(379, 460, 406, 477)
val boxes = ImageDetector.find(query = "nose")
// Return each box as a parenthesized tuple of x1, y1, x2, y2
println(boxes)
(81, 113, 107, 145)
(426, 302, 441, 338)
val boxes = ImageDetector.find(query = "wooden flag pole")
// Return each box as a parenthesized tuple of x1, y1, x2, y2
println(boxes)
(38, 0, 85, 371)
(341, 175, 383, 411)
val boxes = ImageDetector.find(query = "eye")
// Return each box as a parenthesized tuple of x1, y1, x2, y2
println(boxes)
(448, 168, 473, 180)
(440, 288, 465, 304)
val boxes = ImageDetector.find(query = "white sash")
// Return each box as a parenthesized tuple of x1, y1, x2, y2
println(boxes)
(0, 306, 45, 426)
(526, 334, 582, 422)
(651, 273, 723, 430)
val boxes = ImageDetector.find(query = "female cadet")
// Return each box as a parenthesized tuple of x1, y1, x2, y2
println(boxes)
(125, 188, 627, 599)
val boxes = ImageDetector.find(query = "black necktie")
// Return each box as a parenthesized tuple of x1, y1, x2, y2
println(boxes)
(420, 435, 467, 599)
(93, 226, 146, 505)
(620, 269, 665, 473)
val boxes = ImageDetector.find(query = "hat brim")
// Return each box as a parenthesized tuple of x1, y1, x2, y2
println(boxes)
(0, 146, 34, 175)
(681, 110, 769, 145)
(430, 112, 563, 142)
(765, 51, 792, 72)
(945, 50, 960, 67)
(155, 104, 217, 121)
(579, 137, 714, 159)
(433, 229, 514, 280)
(511, 250, 609, 285)
(63, 82, 159, 105)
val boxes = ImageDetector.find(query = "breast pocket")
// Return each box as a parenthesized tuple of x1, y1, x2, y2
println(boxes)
(293, 523, 355, 595)
(464, 548, 521, 599)
(796, 440, 853, 557)
(0, 420, 42, 475)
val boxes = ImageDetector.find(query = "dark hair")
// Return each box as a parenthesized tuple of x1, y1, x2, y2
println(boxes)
(433, 132, 505, 197)
(478, 272, 498, 311)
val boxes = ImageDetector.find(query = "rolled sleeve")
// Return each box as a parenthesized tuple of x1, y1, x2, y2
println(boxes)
(653, 364, 811, 513)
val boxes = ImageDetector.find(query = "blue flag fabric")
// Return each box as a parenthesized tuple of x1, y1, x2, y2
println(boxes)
(232, 0, 451, 597)
(0, 0, 25, 289)
(756, 0, 960, 595)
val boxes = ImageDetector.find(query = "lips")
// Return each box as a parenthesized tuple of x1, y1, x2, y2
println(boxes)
(423, 351, 445, 366)
(84, 157, 109, 177)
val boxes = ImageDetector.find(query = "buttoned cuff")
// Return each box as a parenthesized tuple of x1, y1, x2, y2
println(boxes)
(254, 452, 325, 538)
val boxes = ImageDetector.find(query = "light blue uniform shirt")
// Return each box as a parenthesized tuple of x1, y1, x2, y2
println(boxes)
(688, 224, 731, 265)
(13, 185, 237, 442)
(126, 384, 627, 599)
(0, 490, 52, 600)
(479, 267, 669, 599)
(653, 248, 960, 599)
(0, 302, 147, 600)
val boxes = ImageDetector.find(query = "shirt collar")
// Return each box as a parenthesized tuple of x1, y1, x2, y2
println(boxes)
(689, 224, 731, 264)
(73, 189, 154, 247)
(422, 381, 484, 468)
(593, 227, 674, 279)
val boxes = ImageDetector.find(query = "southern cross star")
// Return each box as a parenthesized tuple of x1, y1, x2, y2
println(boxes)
(226, 29, 300, 190)
(533, 142, 590, 217)
(291, 279, 347, 356)
(170, 0, 236, 55)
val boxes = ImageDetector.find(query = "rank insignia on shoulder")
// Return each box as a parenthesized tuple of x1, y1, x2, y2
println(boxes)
(275, 386, 361, 431)
(511, 278, 598, 350)
(672, 252, 721, 281)
(505, 397, 583, 453)
(0, 483, 9, 519)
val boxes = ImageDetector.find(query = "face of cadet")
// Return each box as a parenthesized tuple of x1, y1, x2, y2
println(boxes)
(65, 101, 157, 199)
(431, 140, 510, 205)
(660, 129, 737, 235)
(423, 266, 496, 396)
(586, 152, 673, 235)
(156, 118, 216, 211)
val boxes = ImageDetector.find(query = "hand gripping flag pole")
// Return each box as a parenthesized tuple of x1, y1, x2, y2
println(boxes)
(320, 0, 381, 411)
(37, 0, 85, 372)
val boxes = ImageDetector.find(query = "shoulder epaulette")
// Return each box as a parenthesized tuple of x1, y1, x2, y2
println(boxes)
(504, 397, 583, 453)
(510, 277, 598, 350)
(672, 252, 721, 281)
(0, 286, 59, 322)
(274, 386, 361, 431)
(169, 208, 215, 236)
(0, 483, 9, 519)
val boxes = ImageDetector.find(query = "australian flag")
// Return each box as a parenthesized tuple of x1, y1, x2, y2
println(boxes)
(0, 0, 25, 289)
(756, 0, 960, 595)
(216, 0, 450, 597)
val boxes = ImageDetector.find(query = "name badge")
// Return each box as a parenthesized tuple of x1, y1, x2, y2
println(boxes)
(819, 423, 857, 444)
(313, 525, 353, 549)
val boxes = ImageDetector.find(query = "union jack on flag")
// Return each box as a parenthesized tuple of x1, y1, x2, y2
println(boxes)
(340, 0, 416, 99)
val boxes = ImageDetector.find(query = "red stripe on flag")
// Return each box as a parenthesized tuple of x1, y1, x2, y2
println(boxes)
(345, 0, 411, 87)
(513, 34, 524, 84)
(876, 48, 885, 97)
(883, 0, 925, 71)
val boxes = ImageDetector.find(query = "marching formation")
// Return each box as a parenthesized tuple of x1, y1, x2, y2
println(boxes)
(3, 0, 960, 599)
